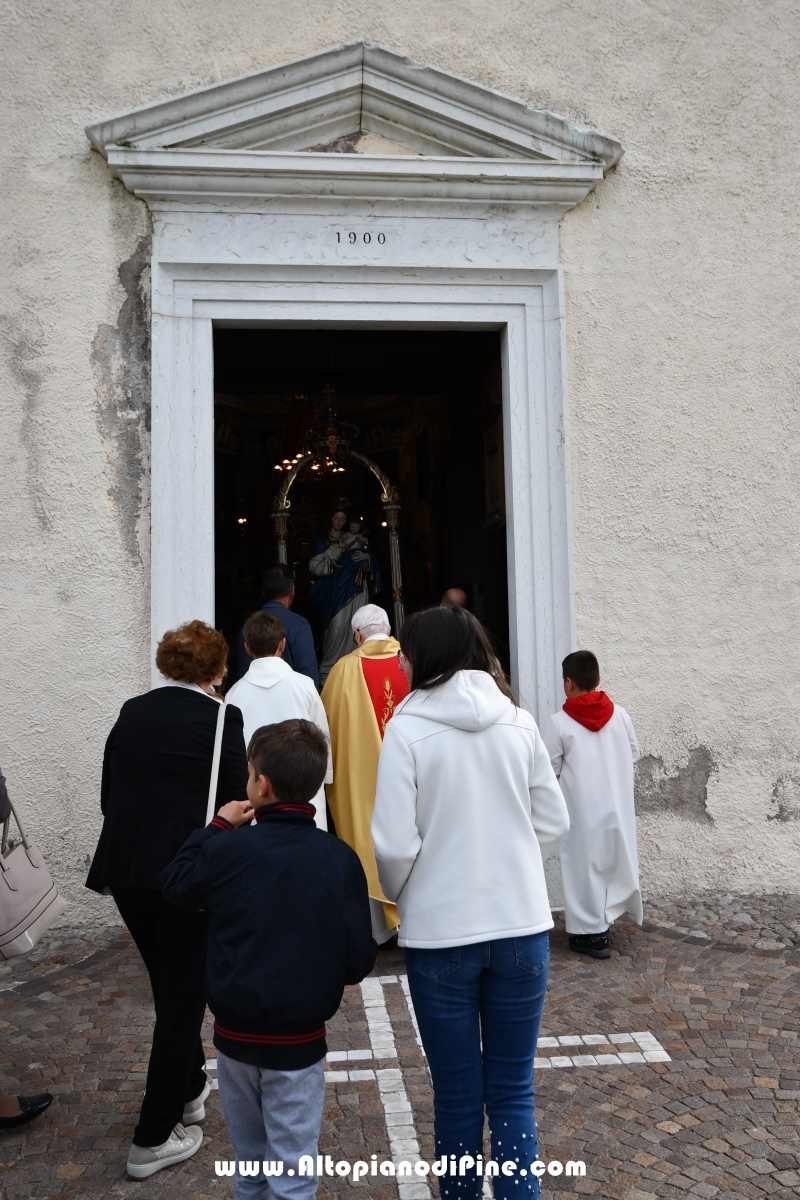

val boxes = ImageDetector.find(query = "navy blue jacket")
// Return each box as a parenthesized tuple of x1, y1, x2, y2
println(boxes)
(233, 601, 319, 689)
(161, 802, 376, 1068)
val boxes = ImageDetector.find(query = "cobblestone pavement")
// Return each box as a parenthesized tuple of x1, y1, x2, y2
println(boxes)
(1, 895, 799, 1200)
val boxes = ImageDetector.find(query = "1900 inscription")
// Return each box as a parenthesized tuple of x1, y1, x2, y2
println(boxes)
(335, 231, 386, 244)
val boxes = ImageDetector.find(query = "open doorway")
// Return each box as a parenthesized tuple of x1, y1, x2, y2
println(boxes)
(213, 328, 509, 674)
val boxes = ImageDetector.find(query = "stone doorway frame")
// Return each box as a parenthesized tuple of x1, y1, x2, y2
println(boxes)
(151, 261, 574, 723)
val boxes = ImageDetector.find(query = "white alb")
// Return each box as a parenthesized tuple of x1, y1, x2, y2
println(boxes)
(371, 670, 570, 948)
(542, 705, 642, 934)
(226, 657, 333, 830)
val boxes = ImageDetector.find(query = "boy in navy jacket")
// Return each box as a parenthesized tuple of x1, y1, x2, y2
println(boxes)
(162, 719, 376, 1199)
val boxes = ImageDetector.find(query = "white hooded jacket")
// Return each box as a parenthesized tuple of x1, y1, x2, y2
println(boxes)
(371, 670, 570, 948)
(226, 657, 332, 830)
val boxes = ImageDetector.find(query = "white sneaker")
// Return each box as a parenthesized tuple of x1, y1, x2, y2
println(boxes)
(126, 1123, 203, 1179)
(182, 1077, 212, 1124)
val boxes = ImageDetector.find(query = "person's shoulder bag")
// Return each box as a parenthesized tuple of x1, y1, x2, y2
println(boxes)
(0, 797, 68, 959)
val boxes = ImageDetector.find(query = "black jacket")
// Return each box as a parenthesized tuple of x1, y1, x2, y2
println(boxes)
(86, 686, 249, 893)
(161, 802, 377, 1068)
(0, 766, 10, 824)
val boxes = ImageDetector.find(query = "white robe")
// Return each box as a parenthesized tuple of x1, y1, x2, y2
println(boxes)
(542, 705, 642, 934)
(226, 657, 333, 830)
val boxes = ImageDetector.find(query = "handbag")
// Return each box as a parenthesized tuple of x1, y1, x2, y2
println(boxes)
(0, 797, 68, 960)
(205, 697, 227, 825)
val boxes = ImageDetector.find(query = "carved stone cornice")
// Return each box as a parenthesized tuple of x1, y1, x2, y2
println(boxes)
(103, 147, 603, 208)
(87, 42, 621, 212)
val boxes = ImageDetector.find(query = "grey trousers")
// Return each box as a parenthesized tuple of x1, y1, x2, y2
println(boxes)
(217, 1052, 326, 1200)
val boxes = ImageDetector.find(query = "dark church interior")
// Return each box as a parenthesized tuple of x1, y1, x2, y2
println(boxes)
(213, 327, 510, 672)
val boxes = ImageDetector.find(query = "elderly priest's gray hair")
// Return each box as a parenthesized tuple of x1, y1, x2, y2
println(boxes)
(351, 604, 391, 638)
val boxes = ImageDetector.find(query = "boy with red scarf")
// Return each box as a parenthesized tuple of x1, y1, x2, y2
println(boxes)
(543, 651, 641, 959)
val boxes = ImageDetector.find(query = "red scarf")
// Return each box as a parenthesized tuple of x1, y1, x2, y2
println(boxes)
(563, 690, 614, 732)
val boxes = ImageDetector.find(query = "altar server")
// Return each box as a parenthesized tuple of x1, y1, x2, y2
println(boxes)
(231, 563, 319, 688)
(321, 604, 408, 943)
(226, 610, 332, 830)
(542, 650, 642, 959)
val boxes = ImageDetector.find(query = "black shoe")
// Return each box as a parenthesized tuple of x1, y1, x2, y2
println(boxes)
(569, 933, 611, 959)
(0, 1093, 53, 1130)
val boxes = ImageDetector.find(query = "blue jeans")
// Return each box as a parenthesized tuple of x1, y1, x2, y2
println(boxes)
(405, 932, 549, 1200)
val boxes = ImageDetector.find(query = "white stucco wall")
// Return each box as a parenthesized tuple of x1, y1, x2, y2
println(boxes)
(1, 0, 798, 923)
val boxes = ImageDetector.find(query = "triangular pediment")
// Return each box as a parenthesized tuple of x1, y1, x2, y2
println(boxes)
(86, 42, 622, 170)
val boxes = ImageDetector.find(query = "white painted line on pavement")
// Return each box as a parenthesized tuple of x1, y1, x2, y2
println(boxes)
(398, 972, 426, 1055)
(360, 977, 430, 1200)
(534, 1030, 671, 1069)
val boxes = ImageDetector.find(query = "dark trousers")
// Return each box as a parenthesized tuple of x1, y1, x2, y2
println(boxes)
(113, 887, 208, 1146)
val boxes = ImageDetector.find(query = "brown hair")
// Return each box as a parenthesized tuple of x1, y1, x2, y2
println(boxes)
(399, 606, 515, 702)
(155, 620, 229, 684)
(247, 719, 328, 803)
(243, 611, 286, 658)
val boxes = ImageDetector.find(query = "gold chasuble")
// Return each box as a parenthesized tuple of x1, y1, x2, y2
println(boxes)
(321, 637, 409, 932)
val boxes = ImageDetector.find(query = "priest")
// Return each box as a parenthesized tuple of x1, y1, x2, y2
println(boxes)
(322, 604, 409, 943)
(542, 649, 642, 959)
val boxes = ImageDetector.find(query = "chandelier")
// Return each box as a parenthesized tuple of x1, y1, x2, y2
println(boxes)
(273, 390, 356, 477)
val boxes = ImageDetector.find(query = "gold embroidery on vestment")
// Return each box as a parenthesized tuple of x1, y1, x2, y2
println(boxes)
(380, 677, 396, 734)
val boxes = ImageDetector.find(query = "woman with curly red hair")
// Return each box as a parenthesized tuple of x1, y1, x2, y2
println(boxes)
(87, 620, 248, 1179)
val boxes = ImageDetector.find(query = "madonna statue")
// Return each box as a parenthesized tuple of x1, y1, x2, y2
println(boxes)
(308, 509, 382, 684)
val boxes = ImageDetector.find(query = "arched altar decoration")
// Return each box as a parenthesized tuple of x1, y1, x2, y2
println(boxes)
(271, 408, 405, 633)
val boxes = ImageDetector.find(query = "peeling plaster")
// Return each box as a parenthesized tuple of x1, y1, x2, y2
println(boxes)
(635, 746, 715, 824)
(0, 310, 52, 531)
(305, 131, 420, 155)
(769, 772, 800, 822)
(91, 236, 152, 563)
